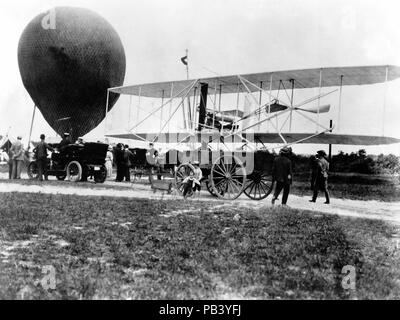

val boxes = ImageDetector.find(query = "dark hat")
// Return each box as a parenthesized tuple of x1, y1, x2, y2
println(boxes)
(317, 150, 327, 157)
(280, 147, 292, 155)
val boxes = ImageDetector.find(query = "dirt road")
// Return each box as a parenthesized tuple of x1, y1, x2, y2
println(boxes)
(1, 179, 399, 226)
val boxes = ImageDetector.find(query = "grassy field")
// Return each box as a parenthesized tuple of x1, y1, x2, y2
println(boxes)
(0, 193, 399, 300)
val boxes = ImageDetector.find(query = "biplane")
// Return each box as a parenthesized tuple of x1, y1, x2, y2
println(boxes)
(105, 65, 400, 200)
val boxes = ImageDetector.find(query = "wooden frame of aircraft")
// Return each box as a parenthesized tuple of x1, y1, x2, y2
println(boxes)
(105, 65, 400, 150)
(102, 65, 400, 200)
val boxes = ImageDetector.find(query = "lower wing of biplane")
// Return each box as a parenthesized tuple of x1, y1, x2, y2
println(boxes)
(105, 65, 400, 148)
(106, 132, 400, 146)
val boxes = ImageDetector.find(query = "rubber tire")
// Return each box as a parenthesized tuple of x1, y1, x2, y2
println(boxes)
(66, 161, 83, 182)
(27, 161, 39, 180)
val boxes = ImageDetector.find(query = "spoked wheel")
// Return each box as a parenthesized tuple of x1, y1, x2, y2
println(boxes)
(27, 161, 39, 180)
(244, 171, 273, 201)
(206, 179, 218, 197)
(175, 163, 195, 195)
(210, 155, 247, 200)
(66, 161, 82, 182)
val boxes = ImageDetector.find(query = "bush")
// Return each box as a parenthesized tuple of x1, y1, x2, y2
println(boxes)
(292, 150, 400, 175)
(373, 154, 400, 174)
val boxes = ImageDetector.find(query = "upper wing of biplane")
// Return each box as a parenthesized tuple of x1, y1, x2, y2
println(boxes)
(106, 65, 400, 147)
(109, 65, 400, 98)
(106, 132, 400, 146)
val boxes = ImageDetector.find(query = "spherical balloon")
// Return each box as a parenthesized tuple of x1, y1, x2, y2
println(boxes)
(18, 7, 126, 140)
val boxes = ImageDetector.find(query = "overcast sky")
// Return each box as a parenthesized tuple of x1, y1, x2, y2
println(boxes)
(1, 0, 400, 155)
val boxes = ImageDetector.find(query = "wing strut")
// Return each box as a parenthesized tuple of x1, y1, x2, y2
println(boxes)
(130, 80, 197, 133)
(337, 75, 343, 132)
(316, 69, 323, 133)
(289, 79, 295, 132)
(382, 65, 389, 136)
(153, 80, 198, 143)
(268, 74, 273, 133)
(258, 81, 263, 132)
(160, 90, 165, 131)
(168, 84, 174, 132)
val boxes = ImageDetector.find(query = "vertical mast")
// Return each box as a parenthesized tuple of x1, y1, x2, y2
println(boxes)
(28, 105, 37, 151)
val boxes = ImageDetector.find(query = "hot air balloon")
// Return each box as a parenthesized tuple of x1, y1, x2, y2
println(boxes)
(18, 7, 126, 141)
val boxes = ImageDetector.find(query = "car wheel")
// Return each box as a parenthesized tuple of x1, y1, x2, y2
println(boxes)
(27, 162, 39, 180)
(66, 161, 82, 182)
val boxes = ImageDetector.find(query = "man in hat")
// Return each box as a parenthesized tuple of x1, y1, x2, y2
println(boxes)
(124, 145, 134, 182)
(10, 136, 25, 179)
(309, 155, 319, 190)
(33, 134, 53, 181)
(59, 133, 71, 150)
(115, 143, 125, 182)
(271, 147, 293, 206)
(75, 137, 85, 146)
(310, 150, 330, 204)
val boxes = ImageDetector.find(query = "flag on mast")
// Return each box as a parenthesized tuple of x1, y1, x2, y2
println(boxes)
(181, 55, 188, 66)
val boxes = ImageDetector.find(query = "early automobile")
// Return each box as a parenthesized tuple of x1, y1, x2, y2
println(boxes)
(28, 142, 108, 183)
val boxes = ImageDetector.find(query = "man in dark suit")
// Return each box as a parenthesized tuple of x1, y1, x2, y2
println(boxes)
(271, 147, 293, 206)
(124, 145, 134, 182)
(310, 150, 331, 204)
(115, 144, 125, 182)
(33, 134, 53, 181)
(310, 155, 319, 190)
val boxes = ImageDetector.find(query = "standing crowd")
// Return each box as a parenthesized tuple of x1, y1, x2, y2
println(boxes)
(2, 136, 28, 180)
(1, 135, 331, 205)
(113, 143, 134, 182)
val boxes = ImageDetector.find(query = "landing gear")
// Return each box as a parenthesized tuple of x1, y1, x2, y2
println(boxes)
(244, 171, 273, 201)
(210, 155, 247, 200)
